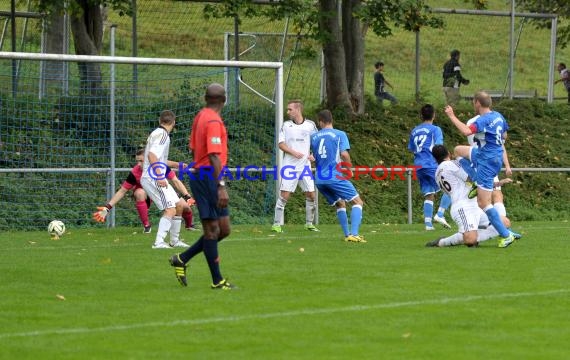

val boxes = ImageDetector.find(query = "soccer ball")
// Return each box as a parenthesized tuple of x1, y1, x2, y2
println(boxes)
(48, 220, 66, 236)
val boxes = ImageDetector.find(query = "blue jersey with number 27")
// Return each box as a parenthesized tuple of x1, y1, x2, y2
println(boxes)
(470, 110, 509, 160)
(310, 128, 350, 184)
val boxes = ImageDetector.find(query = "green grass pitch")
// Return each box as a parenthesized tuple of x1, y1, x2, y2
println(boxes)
(1, 222, 569, 359)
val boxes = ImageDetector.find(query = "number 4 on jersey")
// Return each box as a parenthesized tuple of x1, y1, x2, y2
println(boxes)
(318, 138, 327, 159)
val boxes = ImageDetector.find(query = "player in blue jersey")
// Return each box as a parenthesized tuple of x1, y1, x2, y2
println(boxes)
(444, 91, 516, 248)
(310, 109, 365, 243)
(408, 104, 452, 231)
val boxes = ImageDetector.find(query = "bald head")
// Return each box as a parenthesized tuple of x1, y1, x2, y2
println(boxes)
(205, 83, 226, 105)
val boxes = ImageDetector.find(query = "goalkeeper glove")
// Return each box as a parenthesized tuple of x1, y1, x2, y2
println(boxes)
(93, 203, 112, 223)
(183, 194, 195, 207)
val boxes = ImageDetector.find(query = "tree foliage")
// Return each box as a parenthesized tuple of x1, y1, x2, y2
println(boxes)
(516, 0, 570, 49)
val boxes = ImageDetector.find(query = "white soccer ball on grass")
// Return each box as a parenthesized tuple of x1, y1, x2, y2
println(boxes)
(48, 220, 66, 237)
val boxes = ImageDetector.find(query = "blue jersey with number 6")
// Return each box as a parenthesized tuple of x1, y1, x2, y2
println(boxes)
(470, 111, 508, 160)
(408, 123, 444, 169)
(310, 128, 350, 184)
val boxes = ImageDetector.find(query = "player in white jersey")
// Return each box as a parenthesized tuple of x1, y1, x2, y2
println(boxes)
(272, 99, 319, 233)
(463, 115, 511, 218)
(141, 110, 193, 249)
(426, 145, 519, 247)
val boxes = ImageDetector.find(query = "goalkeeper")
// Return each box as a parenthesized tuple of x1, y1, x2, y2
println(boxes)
(93, 149, 196, 233)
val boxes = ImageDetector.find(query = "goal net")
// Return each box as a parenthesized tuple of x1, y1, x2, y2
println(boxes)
(0, 51, 283, 230)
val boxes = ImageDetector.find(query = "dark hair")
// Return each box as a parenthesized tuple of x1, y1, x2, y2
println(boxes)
(450, 49, 460, 58)
(560, 63, 567, 69)
(431, 144, 449, 164)
(136, 148, 145, 156)
(159, 110, 176, 125)
(205, 83, 226, 105)
(317, 109, 333, 125)
(420, 104, 435, 121)
(374, 61, 384, 69)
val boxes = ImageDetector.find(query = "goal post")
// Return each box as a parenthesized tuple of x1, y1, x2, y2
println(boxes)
(0, 51, 284, 230)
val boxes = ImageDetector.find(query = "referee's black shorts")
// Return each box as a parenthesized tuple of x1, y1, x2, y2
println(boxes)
(189, 177, 229, 220)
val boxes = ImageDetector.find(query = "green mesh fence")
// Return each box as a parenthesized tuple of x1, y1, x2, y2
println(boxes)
(0, 56, 279, 231)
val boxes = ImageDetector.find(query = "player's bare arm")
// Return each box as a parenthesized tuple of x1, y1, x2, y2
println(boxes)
(444, 105, 473, 136)
(502, 144, 512, 177)
(340, 150, 351, 165)
(209, 153, 229, 208)
(279, 142, 304, 159)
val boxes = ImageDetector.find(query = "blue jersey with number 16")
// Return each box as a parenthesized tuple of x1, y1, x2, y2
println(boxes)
(310, 128, 350, 184)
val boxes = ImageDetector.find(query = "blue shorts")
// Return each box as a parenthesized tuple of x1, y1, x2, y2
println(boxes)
(416, 167, 439, 196)
(189, 177, 229, 220)
(471, 148, 502, 191)
(316, 181, 359, 206)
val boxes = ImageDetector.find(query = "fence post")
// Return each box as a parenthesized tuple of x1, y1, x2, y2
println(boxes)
(109, 25, 117, 228)
(407, 168, 413, 224)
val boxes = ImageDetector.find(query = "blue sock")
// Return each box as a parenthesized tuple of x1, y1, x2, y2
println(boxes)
(203, 238, 223, 284)
(458, 157, 477, 182)
(437, 193, 451, 217)
(336, 208, 349, 236)
(423, 200, 434, 226)
(350, 205, 363, 236)
(484, 205, 510, 237)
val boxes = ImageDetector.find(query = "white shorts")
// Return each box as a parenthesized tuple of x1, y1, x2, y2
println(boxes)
(140, 177, 179, 211)
(451, 201, 490, 234)
(493, 176, 501, 191)
(279, 175, 315, 193)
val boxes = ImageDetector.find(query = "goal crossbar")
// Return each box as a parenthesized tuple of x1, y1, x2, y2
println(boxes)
(0, 51, 284, 69)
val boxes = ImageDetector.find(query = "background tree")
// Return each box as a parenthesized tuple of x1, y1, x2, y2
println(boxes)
(260, 0, 443, 114)
(516, 0, 570, 49)
(205, 0, 489, 113)
(36, 0, 131, 93)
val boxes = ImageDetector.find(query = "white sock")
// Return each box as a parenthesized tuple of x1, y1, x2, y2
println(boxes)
(439, 232, 464, 247)
(477, 226, 499, 242)
(169, 216, 182, 244)
(494, 202, 507, 217)
(155, 216, 172, 244)
(274, 196, 287, 225)
(306, 199, 316, 225)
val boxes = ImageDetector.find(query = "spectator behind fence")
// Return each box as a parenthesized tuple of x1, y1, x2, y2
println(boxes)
(555, 62, 570, 104)
(374, 61, 397, 105)
(442, 50, 469, 105)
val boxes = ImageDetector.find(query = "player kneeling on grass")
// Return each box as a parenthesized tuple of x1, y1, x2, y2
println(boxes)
(92, 149, 196, 234)
(425, 145, 521, 248)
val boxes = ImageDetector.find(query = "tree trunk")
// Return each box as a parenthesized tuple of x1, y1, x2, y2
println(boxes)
(43, 11, 65, 83)
(69, 1, 105, 94)
(342, 0, 365, 114)
(319, 0, 352, 113)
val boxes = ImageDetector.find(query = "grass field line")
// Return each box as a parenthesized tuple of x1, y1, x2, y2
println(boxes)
(1, 288, 567, 340)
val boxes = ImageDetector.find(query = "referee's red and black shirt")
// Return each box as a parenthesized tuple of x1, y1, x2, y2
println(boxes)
(189, 108, 228, 168)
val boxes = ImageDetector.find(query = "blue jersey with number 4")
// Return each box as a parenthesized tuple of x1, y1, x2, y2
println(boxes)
(408, 123, 444, 169)
(470, 111, 508, 160)
(310, 128, 350, 184)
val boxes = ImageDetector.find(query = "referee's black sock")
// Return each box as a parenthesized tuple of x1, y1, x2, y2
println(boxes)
(179, 236, 204, 263)
(203, 237, 223, 284)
